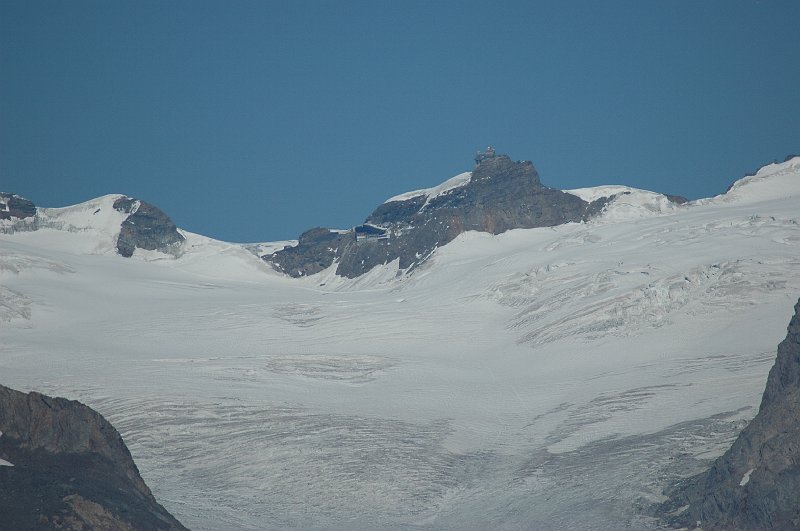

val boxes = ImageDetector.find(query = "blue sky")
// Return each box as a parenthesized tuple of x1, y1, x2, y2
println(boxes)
(1, 0, 798, 242)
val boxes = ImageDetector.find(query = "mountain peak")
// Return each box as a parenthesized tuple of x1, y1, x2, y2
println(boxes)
(469, 152, 540, 187)
(712, 156, 800, 206)
(267, 150, 588, 278)
(0, 193, 185, 258)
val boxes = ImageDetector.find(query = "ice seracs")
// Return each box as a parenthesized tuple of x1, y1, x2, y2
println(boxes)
(1, 154, 799, 529)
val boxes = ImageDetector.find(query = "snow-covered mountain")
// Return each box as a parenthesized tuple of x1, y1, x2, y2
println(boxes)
(1, 155, 799, 529)
(266, 151, 677, 279)
(0, 193, 185, 257)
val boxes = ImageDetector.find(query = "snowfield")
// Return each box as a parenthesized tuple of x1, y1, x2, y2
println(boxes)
(1, 158, 799, 529)
(385, 171, 472, 206)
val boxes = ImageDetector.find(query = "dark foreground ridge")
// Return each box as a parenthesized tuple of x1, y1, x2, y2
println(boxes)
(266, 150, 622, 278)
(658, 297, 800, 529)
(0, 384, 187, 530)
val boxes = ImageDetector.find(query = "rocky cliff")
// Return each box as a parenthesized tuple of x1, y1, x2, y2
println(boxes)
(113, 197, 185, 257)
(0, 384, 187, 530)
(0, 192, 36, 220)
(267, 152, 610, 278)
(659, 297, 800, 529)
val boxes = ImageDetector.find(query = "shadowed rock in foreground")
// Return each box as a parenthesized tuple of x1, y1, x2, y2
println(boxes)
(0, 384, 187, 530)
(659, 297, 800, 529)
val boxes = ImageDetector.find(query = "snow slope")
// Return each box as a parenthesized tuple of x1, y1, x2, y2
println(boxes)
(567, 185, 680, 220)
(385, 171, 472, 206)
(1, 158, 799, 529)
(0, 194, 131, 247)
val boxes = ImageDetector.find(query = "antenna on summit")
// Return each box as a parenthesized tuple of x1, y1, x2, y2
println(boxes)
(474, 146, 496, 166)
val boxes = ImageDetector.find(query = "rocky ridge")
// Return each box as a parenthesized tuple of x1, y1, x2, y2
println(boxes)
(0, 192, 36, 221)
(266, 151, 628, 278)
(0, 384, 187, 530)
(0, 193, 185, 258)
(659, 297, 800, 530)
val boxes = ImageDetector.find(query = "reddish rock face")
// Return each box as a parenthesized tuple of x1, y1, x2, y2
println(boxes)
(0, 384, 187, 530)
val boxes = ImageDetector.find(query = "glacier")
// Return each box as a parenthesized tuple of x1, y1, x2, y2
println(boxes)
(1, 157, 799, 529)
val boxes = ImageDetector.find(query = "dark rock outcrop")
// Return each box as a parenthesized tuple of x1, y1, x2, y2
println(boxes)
(268, 152, 603, 278)
(659, 297, 800, 530)
(665, 194, 689, 205)
(270, 227, 345, 277)
(0, 192, 36, 220)
(113, 197, 185, 258)
(0, 384, 187, 530)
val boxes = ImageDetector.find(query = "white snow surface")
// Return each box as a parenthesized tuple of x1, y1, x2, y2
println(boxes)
(385, 171, 472, 205)
(567, 185, 681, 221)
(566, 184, 642, 202)
(705, 156, 800, 206)
(739, 468, 755, 487)
(15, 194, 131, 255)
(1, 158, 800, 529)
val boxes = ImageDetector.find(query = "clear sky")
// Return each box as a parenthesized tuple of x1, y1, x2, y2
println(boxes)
(1, 0, 798, 243)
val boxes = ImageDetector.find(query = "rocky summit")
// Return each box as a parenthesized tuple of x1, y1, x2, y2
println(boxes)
(113, 197, 185, 257)
(0, 192, 36, 220)
(266, 150, 614, 278)
(659, 297, 800, 530)
(0, 384, 187, 530)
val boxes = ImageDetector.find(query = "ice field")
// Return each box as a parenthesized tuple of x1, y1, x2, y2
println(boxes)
(2, 158, 800, 529)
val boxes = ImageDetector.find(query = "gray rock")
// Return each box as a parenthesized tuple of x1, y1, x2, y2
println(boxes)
(267, 152, 596, 278)
(0, 192, 36, 220)
(665, 194, 689, 205)
(0, 384, 187, 530)
(269, 227, 348, 277)
(113, 197, 185, 258)
(659, 297, 800, 530)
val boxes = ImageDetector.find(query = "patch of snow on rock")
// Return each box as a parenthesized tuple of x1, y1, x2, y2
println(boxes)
(385, 172, 472, 205)
(739, 468, 754, 487)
